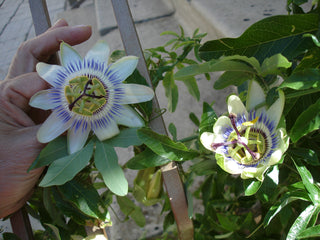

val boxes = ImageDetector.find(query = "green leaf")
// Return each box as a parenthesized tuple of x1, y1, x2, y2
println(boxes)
(126, 148, 171, 170)
(304, 33, 320, 47)
(163, 71, 178, 112)
(116, 196, 146, 227)
(293, 159, 320, 204)
(104, 128, 143, 148)
(160, 30, 179, 37)
(51, 188, 90, 225)
(257, 165, 279, 202)
(243, 179, 262, 196)
(189, 112, 200, 127)
(44, 223, 61, 240)
(199, 102, 217, 135)
(42, 188, 66, 228)
(189, 159, 216, 176)
(287, 204, 317, 240)
(168, 123, 177, 141)
(39, 141, 94, 187)
(290, 148, 319, 166)
(94, 141, 128, 196)
(137, 128, 198, 161)
(214, 71, 254, 89)
(29, 136, 68, 171)
(3, 233, 22, 240)
(298, 225, 320, 239)
(177, 76, 200, 101)
(260, 54, 292, 76)
(280, 68, 320, 90)
(309, 205, 320, 227)
(199, 14, 319, 62)
(58, 178, 105, 219)
(263, 191, 310, 226)
(296, 47, 320, 70)
(216, 213, 240, 231)
(290, 97, 320, 143)
(174, 56, 257, 80)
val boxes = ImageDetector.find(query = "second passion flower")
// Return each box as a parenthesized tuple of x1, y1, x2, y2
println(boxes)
(30, 41, 154, 154)
(200, 81, 289, 181)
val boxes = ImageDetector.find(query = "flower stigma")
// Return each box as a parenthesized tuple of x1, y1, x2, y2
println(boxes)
(65, 76, 107, 116)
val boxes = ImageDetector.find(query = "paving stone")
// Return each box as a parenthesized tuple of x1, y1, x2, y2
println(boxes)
(95, 0, 175, 35)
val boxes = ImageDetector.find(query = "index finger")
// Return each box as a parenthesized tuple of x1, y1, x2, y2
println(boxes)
(7, 24, 92, 78)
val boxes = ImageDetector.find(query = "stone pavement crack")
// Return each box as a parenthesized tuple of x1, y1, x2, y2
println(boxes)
(0, 0, 25, 36)
(0, 0, 6, 8)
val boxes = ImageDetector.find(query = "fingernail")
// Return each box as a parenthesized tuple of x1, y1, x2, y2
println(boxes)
(53, 18, 67, 26)
(73, 24, 91, 28)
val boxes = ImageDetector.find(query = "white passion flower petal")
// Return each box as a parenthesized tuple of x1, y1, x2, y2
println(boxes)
(216, 154, 242, 175)
(246, 80, 266, 111)
(108, 56, 138, 82)
(29, 90, 59, 110)
(213, 116, 232, 135)
(36, 63, 64, 88)
(67, 122, 91, 154)
(94, 119, 120, 141)
(114, 105, 145, 127)
(37, 111, 73, 143)
(120, 84, 154, 104)
(228, 95, 247, 117)
(60, 42, 82, 67)
(85, 40, 110, 63)
(266, 89, 285, 128)
(200, 132, 215, 151)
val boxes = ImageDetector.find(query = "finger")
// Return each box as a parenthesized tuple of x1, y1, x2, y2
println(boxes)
(6, 24, 92, 78)
(49, 18, 69, 30)
(0, 72, 49, 126)
(30, 24, 92, 61)
(3, 72, 48, 110)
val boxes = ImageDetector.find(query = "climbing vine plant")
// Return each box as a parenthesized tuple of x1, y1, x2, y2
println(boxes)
(2, 0, 320, 239)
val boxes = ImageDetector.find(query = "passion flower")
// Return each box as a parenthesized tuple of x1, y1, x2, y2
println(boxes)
(30, 41, 154, 154)
(200, 81, 289, 181)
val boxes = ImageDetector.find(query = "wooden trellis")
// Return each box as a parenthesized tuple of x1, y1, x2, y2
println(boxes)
(10, 0, 194, 239)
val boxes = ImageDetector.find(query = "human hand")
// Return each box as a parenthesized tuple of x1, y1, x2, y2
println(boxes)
(0, 19, 92, 218)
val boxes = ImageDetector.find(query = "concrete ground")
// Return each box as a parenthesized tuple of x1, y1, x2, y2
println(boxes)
(1, 0, 298, 239)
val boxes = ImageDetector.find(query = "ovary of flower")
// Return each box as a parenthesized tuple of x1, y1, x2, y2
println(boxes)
(200, 81, 289, 181)
(29, 41, 154, 154)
